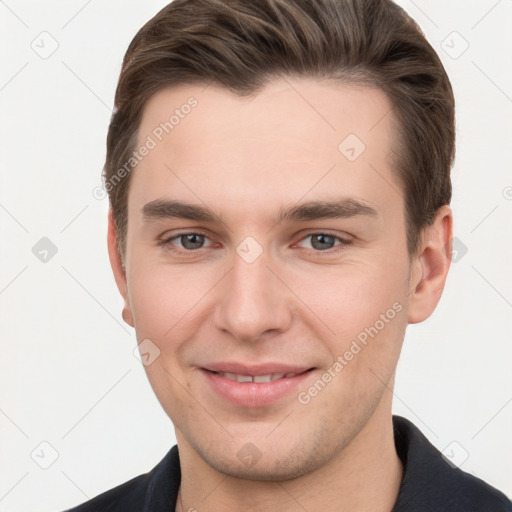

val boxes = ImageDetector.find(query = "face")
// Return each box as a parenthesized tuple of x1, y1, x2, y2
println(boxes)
(111, 77, 437, 480)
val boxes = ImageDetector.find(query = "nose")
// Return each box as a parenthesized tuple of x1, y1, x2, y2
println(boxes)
(212, 244, 293, 343)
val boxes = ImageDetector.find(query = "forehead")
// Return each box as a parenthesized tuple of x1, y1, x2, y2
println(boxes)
(129, 77, 401, 224)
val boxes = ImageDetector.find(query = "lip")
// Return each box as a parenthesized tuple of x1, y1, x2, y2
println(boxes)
(200, 363, 315, 408)
(202, 362, 312, 375)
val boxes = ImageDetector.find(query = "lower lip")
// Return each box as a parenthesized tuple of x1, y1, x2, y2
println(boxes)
(201, 369, 314, 408)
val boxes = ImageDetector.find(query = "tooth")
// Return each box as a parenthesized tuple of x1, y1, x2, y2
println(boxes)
(219, 372, 299, 383)
(236, 374, 253, 383)
(253, 374, 272, 383)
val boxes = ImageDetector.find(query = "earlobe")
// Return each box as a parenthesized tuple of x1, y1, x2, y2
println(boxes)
(107, 209, 134, 328)
(407, 205, 453, 324)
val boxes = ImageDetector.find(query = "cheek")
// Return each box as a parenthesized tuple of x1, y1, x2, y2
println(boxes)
(126, 265, 206, 416)
(290, 256, 409, 332)
(126, 260, 212, 339)
(286, 252, 410, 384)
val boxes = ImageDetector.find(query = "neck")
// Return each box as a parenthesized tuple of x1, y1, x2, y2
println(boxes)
(175, 397, 402, 512)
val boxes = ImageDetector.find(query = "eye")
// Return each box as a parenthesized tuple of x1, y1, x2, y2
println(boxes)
(161, 232, 214, 252)
(296, 233, 349, 251)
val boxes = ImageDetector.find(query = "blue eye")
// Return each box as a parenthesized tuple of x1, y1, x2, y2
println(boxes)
(163, 233, 213, 251)
(298, 233, 349, 251)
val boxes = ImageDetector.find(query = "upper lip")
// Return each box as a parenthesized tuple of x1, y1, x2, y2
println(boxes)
(202, 362, 314, 376)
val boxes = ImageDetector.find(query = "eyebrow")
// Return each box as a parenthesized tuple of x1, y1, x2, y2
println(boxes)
(277, 198, 378, 223)
(141, 198, 378, 224)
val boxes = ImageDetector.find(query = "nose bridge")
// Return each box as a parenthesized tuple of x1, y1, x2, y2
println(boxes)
(212, 241, 292, 342)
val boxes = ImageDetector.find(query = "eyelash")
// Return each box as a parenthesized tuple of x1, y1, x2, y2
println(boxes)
(295, 232, 352, 254)
(159, 232, 216, 253)
(158, 231, 351, 255)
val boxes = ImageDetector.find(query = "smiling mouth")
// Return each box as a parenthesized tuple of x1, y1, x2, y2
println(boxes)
(201, 367, 316, 407)
(207, 371, 304, 383)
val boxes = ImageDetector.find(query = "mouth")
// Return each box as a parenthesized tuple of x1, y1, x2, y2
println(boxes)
(200, 365, 316, 408)
(206, 370, 304, 383)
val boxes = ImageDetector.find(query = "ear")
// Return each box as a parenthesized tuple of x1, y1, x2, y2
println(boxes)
(407, 205, 453, 324)
(107, 209, 134, 327)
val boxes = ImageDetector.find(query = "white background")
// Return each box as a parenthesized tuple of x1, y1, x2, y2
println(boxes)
(0, 1, 511, 510)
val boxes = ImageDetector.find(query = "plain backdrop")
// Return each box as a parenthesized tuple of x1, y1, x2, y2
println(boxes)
(0, 1, 511, 510)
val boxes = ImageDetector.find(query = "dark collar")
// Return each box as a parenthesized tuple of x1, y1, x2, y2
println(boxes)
(391, 415, 511, 511)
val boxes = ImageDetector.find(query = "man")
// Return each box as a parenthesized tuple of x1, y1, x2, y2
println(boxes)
(66, 0, 512, 510)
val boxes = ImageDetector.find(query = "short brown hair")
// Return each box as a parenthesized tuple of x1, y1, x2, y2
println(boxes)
(105, 0, 455, 257)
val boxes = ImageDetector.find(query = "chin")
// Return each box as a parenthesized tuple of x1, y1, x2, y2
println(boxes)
(189, 426, 337, 482)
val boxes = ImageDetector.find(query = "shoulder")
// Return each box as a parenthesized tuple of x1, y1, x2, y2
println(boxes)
(63, 472, 151, 512)
(62, 445, 180, 512)
(392, 416, 512, 512)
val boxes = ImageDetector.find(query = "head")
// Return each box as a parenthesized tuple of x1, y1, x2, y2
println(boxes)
(106, 0, 454, 480)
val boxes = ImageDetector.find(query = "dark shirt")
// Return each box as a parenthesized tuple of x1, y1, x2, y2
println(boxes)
(64, 415, 512, 511)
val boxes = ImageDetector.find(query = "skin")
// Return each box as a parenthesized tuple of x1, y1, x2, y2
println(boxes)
(108, 77, 452, 512)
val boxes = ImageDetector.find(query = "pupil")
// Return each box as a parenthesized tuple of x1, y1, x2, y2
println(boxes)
(312, 234, 334, 250)
(182, 234, 204, 249)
